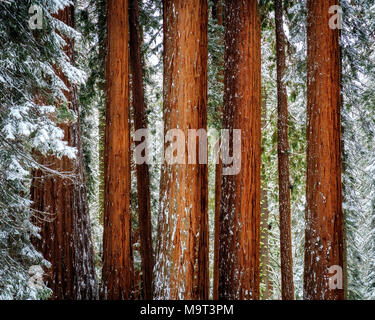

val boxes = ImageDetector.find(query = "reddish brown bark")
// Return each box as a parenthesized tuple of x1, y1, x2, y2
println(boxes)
(154, 0, 209, 300)
(129, 0, 154, 300)
(31, 5, 97, 300)
(304, 0, 344, 300)
(211, 0, 223, 25)
(274, 0, 294, 300)
(101, 0, 133, 300)
(219, 0, 261, 300)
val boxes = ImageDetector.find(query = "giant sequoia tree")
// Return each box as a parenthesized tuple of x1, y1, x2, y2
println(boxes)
(304, 0, 344, 300)
(31, 5, 97, 300)
(101, 0, 133, 299)
(154, 0, 209, 300)
(274, 0, 294, 300)
(219, 0, 261, 300)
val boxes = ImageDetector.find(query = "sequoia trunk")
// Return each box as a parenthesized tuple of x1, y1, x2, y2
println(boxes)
(219, 0, 261, 300)
(154, 0, 209, 300)
(101, 0, 133, 300)
(304, 0, 344, 300)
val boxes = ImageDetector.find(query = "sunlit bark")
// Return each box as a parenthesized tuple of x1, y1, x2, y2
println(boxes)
(304, 0, 344, 300)
(219, 0, 261, 300)
(101, 0, 133, 300)
(154, 0, 209, 300)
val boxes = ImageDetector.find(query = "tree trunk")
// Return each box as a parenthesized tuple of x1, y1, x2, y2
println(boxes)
(101, 0, 133, 300)
(211, 0, 223, 25)
(129, 0, 154, 300)
(212, 0, 223, 301)
(274, 0, 294, 300)
(304, 0, 344, 300)
(154, 0, 209, 300)
(31, 5, 97, 300)
(260, 91, 272, 300)
(260, 186, 272, 299)
(219, 0, 261, 300)
(98, 0, 107, 226)
(213, 151, 222, 300)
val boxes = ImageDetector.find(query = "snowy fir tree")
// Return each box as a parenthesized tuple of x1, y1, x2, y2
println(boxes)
(0, 0, 83, 299)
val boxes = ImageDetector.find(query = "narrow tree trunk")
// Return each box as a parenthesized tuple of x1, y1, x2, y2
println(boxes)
(154, 0, 209, 300)
(129, 0, 154, 300)
(101, 0, 133, 300)
(219, 0, 261, 300)
(274, 0, 294, 300)
(211, 0, 223, 25)
(31, 5, 97, 300)
(212, 0, 223, 301)
(260, 187, 271, 299)
(98, 0, 107, 226)
(213, 151, 222, 300)
(304, 0, 344, 300)
(260, 91, 272, 300)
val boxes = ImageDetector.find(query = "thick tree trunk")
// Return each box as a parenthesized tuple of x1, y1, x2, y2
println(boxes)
(274, 0, 294, 300)
(154, 0, 209, 300)
(219, 0, 261, 300)
(31, 5, 97, 300)
(101, 0, 133, 300)
(129, 0, 154, 300)
(304, 0, 344, 300)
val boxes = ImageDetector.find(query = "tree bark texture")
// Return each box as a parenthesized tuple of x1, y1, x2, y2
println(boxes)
(101, 0, 133, 300)
(304, 0, 344, 300)
(219, 0, 261, 300)
(154, 0, 209, 300)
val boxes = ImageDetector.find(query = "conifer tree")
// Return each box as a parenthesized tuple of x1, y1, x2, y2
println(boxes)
(219, 0, 261, 300)
(31, 4, 98, 300)
(304, 0, 344, 300)
(154, 0, 209, 300)
(101, 0, 133, 300)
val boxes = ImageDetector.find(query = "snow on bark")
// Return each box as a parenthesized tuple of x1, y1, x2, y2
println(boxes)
(154, 0, 209, 300)
(304, 0, 344, 300)
(31, 5, 98, 300)
(218, 0, 261, 300)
